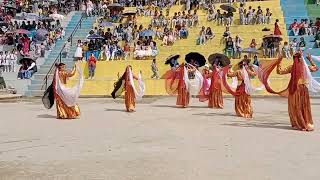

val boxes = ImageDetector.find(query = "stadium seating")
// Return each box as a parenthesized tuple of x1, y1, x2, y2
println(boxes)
(74, 0, 292, 96)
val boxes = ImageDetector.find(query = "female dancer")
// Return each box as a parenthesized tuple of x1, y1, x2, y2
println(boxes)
(199, 62, 224, 109)
(222, 60, 256, 118)
(165, 63, 202, 108)
(42, 62, 84, 119)
(111, 66, 145, 112)
(260, 52, 320, 131)
(274, 19, 282, 35)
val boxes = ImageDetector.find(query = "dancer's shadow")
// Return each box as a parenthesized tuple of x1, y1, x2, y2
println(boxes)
(151, 105, 181, 108)
(222, 122, 293, 131)
(193, 112, 237, 117)
(104, 108, 126, 112)
(37, 114, 56, 119)
(152, 105, 208, 109)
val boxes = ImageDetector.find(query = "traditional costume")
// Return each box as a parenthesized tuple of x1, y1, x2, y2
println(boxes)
(222, 62, 257, 118)
(165, 63, 203, 108)
(42, 63, 84, 119)
(111, 66, 145, 112)
(274, 20, 282, 35)
(199, 65, 224, 108)
(259, 53, 320, 131)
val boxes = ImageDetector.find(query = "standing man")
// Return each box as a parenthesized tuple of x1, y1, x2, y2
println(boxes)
(151, 59, 160, 79)
(88, 53, 97, 80)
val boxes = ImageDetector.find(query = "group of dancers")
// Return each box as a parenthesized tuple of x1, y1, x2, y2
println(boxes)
(42, 50, 320, 131)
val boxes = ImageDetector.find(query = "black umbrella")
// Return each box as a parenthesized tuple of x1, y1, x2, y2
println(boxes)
(165, 54, 180, 65)
(263, 34, 283, 42)
(185, 52, 206, 67)
(87, 34, 105, 40)
(107, 3, 124, 11)
(220, 4, 236, 12)
(122, 10, 136, 16)
(18, 57, 34, 64)
(208, 53, 230, 67)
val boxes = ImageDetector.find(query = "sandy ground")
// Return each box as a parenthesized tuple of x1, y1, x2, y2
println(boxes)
(1, 97, 320, 180)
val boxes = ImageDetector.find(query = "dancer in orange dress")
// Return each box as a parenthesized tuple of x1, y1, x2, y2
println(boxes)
(208, 64, 224, 108)
(260, 52, 320, 131)
(42, 62, 84, 119)
(274, 19, 282, 35)
(199, 63, 224, 108)
(222, 60, 257, 118)
(111, 66, 145, 112)
(165, 63, 198, 108)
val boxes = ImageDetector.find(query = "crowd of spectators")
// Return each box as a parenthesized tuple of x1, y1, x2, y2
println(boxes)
(0, 0, 73, 80)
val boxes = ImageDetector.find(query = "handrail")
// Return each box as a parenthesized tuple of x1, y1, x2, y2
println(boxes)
(41, 12, 86, 90)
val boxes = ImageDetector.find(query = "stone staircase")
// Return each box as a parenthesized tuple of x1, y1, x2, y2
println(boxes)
(26, 13, 96, 96)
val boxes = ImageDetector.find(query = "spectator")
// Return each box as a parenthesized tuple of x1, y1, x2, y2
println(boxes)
(290, 38, 298, 54)
(282, 41, 291, 59)
(225, 37, 234, 58)
(234, 35, 243, 59)
(256, 6, 264, 24)
(253, 55, 260, 67)
(17, 60, 37, 79)
(123, 42, 131, 60)
(298, 37, 306, 50)
(207, 9, 215, 21)
(197, 26, 206, 45)
(151, 59, 160, 79)
(0, 65, 6, 89)
(64, 39, 71, 58)
(249, 38, 257, 57)
(179, 24, 189, 39)
(239, 4, 245, 25)
(74, 40, 83, 61)
(88, 53, 97, 80)
(314, 31, 320, 48)
(86, 0, 94, 17)
(205, 27, 214, 41)
(3, 51, 10, 73)
(289, 19, 299, 36)
(261, 38, 269, 58)
(215, 9, 223, 25)
(40, 43, 46, 58)
(9, 50, 17, 72)
(192, 10, 199, 26)
(265, 8, 272, 24)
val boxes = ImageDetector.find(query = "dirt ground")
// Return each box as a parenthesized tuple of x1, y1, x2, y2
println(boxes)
(1, 97, 320, 180)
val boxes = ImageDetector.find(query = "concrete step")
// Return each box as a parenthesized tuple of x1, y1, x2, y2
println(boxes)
(26, 90, 45, 97)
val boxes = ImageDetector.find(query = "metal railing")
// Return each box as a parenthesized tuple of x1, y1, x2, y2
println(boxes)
(41, 12, 86, 90)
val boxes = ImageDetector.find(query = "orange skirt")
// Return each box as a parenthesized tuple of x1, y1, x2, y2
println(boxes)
(55, 95, 80, 119)
(176, 86, 189, 108)
(125, 85, 136, 112)
(288, 84, 314, 131)
(208, 88, 223, 109)
(234, 83, 253, 118)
